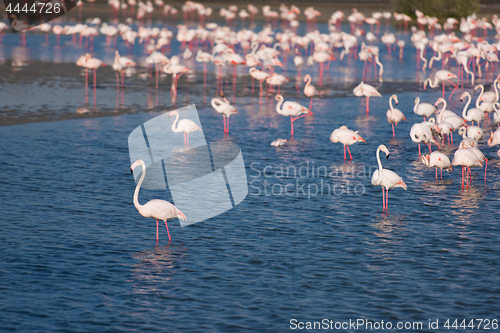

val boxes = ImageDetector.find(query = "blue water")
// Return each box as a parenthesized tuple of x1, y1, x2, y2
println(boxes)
(1, 6, 500, 333)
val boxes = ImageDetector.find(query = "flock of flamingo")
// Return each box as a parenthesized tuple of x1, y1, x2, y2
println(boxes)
(9, 0, 499, 243)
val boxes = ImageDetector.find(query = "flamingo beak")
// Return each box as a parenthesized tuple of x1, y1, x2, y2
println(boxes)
(360, 137, 366, 143)
(386, 153, 390, 159)
(130, 168, 134, 175)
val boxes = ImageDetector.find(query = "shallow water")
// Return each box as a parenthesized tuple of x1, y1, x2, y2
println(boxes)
(1, 12, 500, 333)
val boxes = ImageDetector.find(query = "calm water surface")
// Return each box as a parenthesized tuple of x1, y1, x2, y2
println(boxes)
(1, 12, 500, 333)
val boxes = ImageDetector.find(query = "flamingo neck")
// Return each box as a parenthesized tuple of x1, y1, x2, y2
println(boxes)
(171, 112, 180, 132)
(134, 162, 145, 211)
(494, 78, 499, 101)
(276, 96, 284, 114)
(462, 93, 471, 119)
(414, 98, 420, 112)
(305, 77, 311, 89)
(375, 146, 383, 185)
(476, 86, 484, 108)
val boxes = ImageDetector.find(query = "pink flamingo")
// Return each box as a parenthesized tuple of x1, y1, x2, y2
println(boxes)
(303, 74, 316, 110)
(330, 126, 367, 160)
(353, 81, 381, 114)
(371, 144, 407, 212)
(275, 94, 312, 137)
(211, 97, 239, 133)
(130, 159, 187, 244)
(169, 111, 201, 145)
(423, 70, 458, 100)
(386, 95, 406, 138)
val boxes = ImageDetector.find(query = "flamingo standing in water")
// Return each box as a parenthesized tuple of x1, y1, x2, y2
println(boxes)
(353, 81, 381, 114)
(249, 68, 270, 101)
(169, 110, 201, 145)
(413, 97, 436, 121)
(196, 50, 212, 86)
(410, 123, 441, 157)
(371, 144, 407, 212)
(81, 53, 106, 104)
(460, 92, 486, 126)
(452, 149, 483, 189)
(330, 126, 366, 160)
(211, 97, 238, 133)
(163, 60, 190, 95)
(275, 95, 312, 137)
(303, 74, 316, 110)
(386, 94, 406, 138)
(423, 70, 458, 100)
(113, 50, 136, 88)
(421, 151, 452, 179)
(130, 159, 187, 244)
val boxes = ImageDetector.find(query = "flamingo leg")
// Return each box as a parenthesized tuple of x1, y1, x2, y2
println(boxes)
(122, 70, 125, 88)
(223, 116, 226, 132)
(227, 117, 229, 133)
(467, 167, 470, 189)
(164, 221, 171, 242)
(392, 123, 395, 138)
(346, 145, 353, 160)
(386, 188, 389, 211)
(462, 167, 464, 189)
(418, 142, 421, 157)
(427, 143, 432, 153)
(309, 97, 313, 111)
(441, 168, 443, 179)
(435, 168, 438, 179)
(447, 80, 457, 100)
(116, 72, 119, 89)
(187, 133, 190, 145)
(344, 144, 346, 160)
(290, 116, 294, 137)
(485, 158, 488, 182)
(366, 96, 369, 114)
(156, 220, 159, 246)
(382, 187, 385, 212)
(184, 132, 187, 145)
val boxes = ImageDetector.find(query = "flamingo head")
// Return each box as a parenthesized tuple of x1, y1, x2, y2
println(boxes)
(459, 92, 468, 102)
(435, 98, 445, 107)
(488, 131, 494, 145)
(421, 154, 430, 166)
(275, 94, 283, 101)
(176, 209, 188, 222)
(380, 144, 390, 158)
(354, 132, 366, 143)
(130, 160, 143, 174)
(392, 94, 398, 105)
(168, 110, 178, 118)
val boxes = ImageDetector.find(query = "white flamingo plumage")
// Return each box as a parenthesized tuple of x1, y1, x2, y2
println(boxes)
(130, 159, 187, 245)
(460, 91, 486, 126)
(413, 97, 436, 121)
(169, 110, 201, 145)
(211, 97, 238, 133)
(353, 81, 381, 114)
(303, 74, 316, 110)
(452, 149, 483, 189)
(275, 94, 312, 137)
(386, 94, 406, 138)
(271, 138, 289, 146)
(423, 70, 458, 100)
(421, 151, 452, 179)
(330, 126, 366, 160)
(371, 144, 407, 212)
